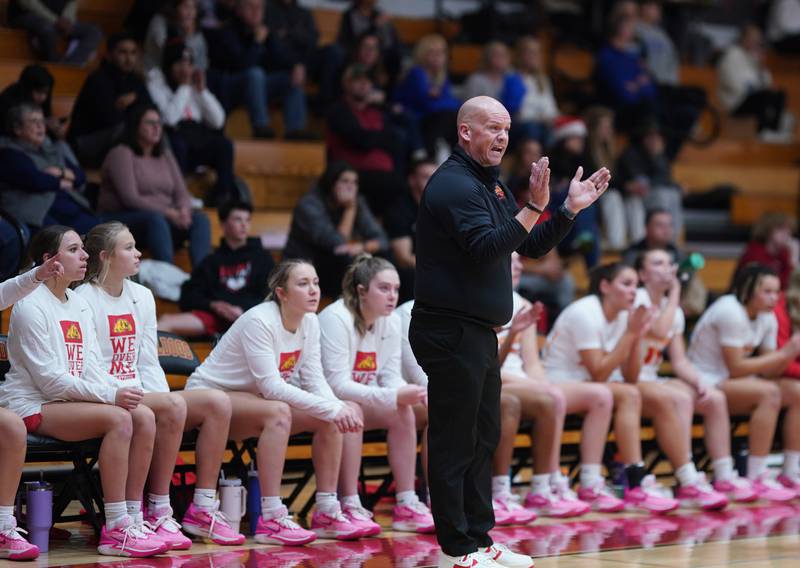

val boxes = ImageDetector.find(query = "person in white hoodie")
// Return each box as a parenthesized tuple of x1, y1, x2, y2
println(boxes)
(186, 259, 364, 544)
(0, 225, 165, 558)
(0, 255, 63, 561)
(319, 255, 434, 536)
(76, 222, 245, 548)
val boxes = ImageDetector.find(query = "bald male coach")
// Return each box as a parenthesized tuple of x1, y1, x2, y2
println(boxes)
(409, 96, 610, 568)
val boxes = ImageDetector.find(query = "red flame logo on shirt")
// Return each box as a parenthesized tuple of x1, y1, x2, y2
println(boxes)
(494, 185, 506, 200)
(108, 314, 136, 337)
(60, 321, 82, 343)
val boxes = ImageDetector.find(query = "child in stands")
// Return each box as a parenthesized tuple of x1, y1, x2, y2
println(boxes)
(77, 221, 244, 547)
(186, 259, 364, 544)
(688, 263, 800, 500)
(0, 226, 165, 557)
(319, 255, 434, 536)
(0, 254, 63, 560)
(542, 262, 680, 513)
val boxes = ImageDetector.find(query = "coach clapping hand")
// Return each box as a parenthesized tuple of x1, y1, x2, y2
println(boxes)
(564, 166, 611, 213)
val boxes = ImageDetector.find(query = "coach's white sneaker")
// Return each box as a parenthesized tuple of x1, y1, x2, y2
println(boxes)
(480, 544, 535, 568)
(438, 550, 504, 568)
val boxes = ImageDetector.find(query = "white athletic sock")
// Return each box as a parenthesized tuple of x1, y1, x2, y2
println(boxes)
(747, 455, 769, 480)
(492, 475, 511, 498)
(580, 464, 602, 487)
(193, 488, 217, 511)
(396, 490, 418, 507)
(713, 456, 735, 482)
(261, 496, 283, 519)
(125, 500, 142, 516)
(675, 462, 700, 487)
(530, 474, 550, 495)
(783, 451, 800, 479)
(340, 494, 363, 510)
(147, 493, 171, 515)
(315, 492, 339, 515)
(104, 501, 129, 530)
(0, 506, 15, 530)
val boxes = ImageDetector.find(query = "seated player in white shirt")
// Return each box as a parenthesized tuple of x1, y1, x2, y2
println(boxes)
(186, 259, 364, 544)
(628, 249, 729, 510)
(0, 254, 63, 560)
(319, 255, 434, 536)
(542, 262, 679, 514)
(0, 226, 165, 558)
(396, 298, 528, 525)
(76, 222, 245, 548)
(688, 263, 800, 501)
(494, 253, 614, 519)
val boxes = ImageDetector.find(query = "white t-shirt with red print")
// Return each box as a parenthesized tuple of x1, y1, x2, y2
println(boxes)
(75, 281, 169, 393)
(0, 285, 118, 419)
(395, 300, 427, 387)
(319, 299, 405, 411)
(633, 287, 685, 382)
(542, 294, 628, 384)
(0, 268, 41, 311)
(186, 301, 344, 421)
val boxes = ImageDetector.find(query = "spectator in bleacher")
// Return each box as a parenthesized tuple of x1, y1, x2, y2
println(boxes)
(0, 64, 66, 142)
(0, 102, 99, 234)
(8, 0, 101, 66)
(622, 208, 683, 266)
(616, 120, 683, 242)
(595, 14, 697, 158)
(319, 255, 434, 535)
(463, 42, 519, 105)
(688, 263, 800, 501)
(326, 64, 407, 216)
(98, 103, 211, 268)
(495, 254, 606, 518)
(394, 34, 461, 159)
(158, 200, 275, 338)
(337, 0, 401, 89)
(542, 262, 681, 513)
(185, 258, 365, 543)
(143, 0, 209, 72)
(147, 40, 234, 207)
(69, 32, 153, 168)
(735, 212, 799, 290)
(767, 0, 800, 53)
(0, 225, 165, 558)
(775, 268, 800, 380)
(547, 116, 601, 268)
(206, 0, 312, 140)
(385, 158, 436, 303)
(718, 24, 793, 142)
(0, 219, 29, 279)
(341, 32, 388, 104)
(283, 161, 387, 297)
(511, 35, 559, 147)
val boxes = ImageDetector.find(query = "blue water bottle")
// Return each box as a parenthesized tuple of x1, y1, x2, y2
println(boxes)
(246, 464, 261, 535)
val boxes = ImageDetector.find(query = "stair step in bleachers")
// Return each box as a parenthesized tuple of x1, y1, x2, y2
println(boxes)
(0, 28, 32, 60)
(677, 139, 800, 165)
(0, 59, 88, 96)
(76, 0, 132, 36)
(674, 163, 800, 195)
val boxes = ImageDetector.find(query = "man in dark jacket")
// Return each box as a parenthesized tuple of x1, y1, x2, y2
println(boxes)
(206, 0, 309, 139)
(68, 32, 152, 167)
(158, 200, 275, 337)
(408, 96, 610, 568)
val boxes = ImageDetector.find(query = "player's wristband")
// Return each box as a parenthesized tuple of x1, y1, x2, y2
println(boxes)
(524, 202, 544, 215)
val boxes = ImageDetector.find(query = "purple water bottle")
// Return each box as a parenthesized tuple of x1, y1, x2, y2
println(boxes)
(25, 480, 52, 552)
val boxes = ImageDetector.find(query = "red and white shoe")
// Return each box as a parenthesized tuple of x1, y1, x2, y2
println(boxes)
(341, 503, 382, 537)
(437, 551, 504, 568)
(181, 502, 246, 545)
(392, 500, 436, 534)
(493, 493, 537, 526)
(480, 543, 534, 567)
(675, 474, 729, 511)
(577, 480, 625, 513)
(310, 505, 363, 540)
(524, 490, 585, 518)
(776, 473, 800, 498)
(144, 506, 192, 550)
(0, 522, 39, 561)
(623, 475, 679, 514)
(97, 516, 168, 557)
(713, 473, 758, 503)
(255, 506, 317, 545)
(751, 473, 796, 502)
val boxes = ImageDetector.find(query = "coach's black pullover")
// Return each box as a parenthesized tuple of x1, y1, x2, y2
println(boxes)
(413, 146, 574, 328)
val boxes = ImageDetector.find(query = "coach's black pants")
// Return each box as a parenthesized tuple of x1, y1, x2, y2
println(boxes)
(409, 314, 501, 556)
